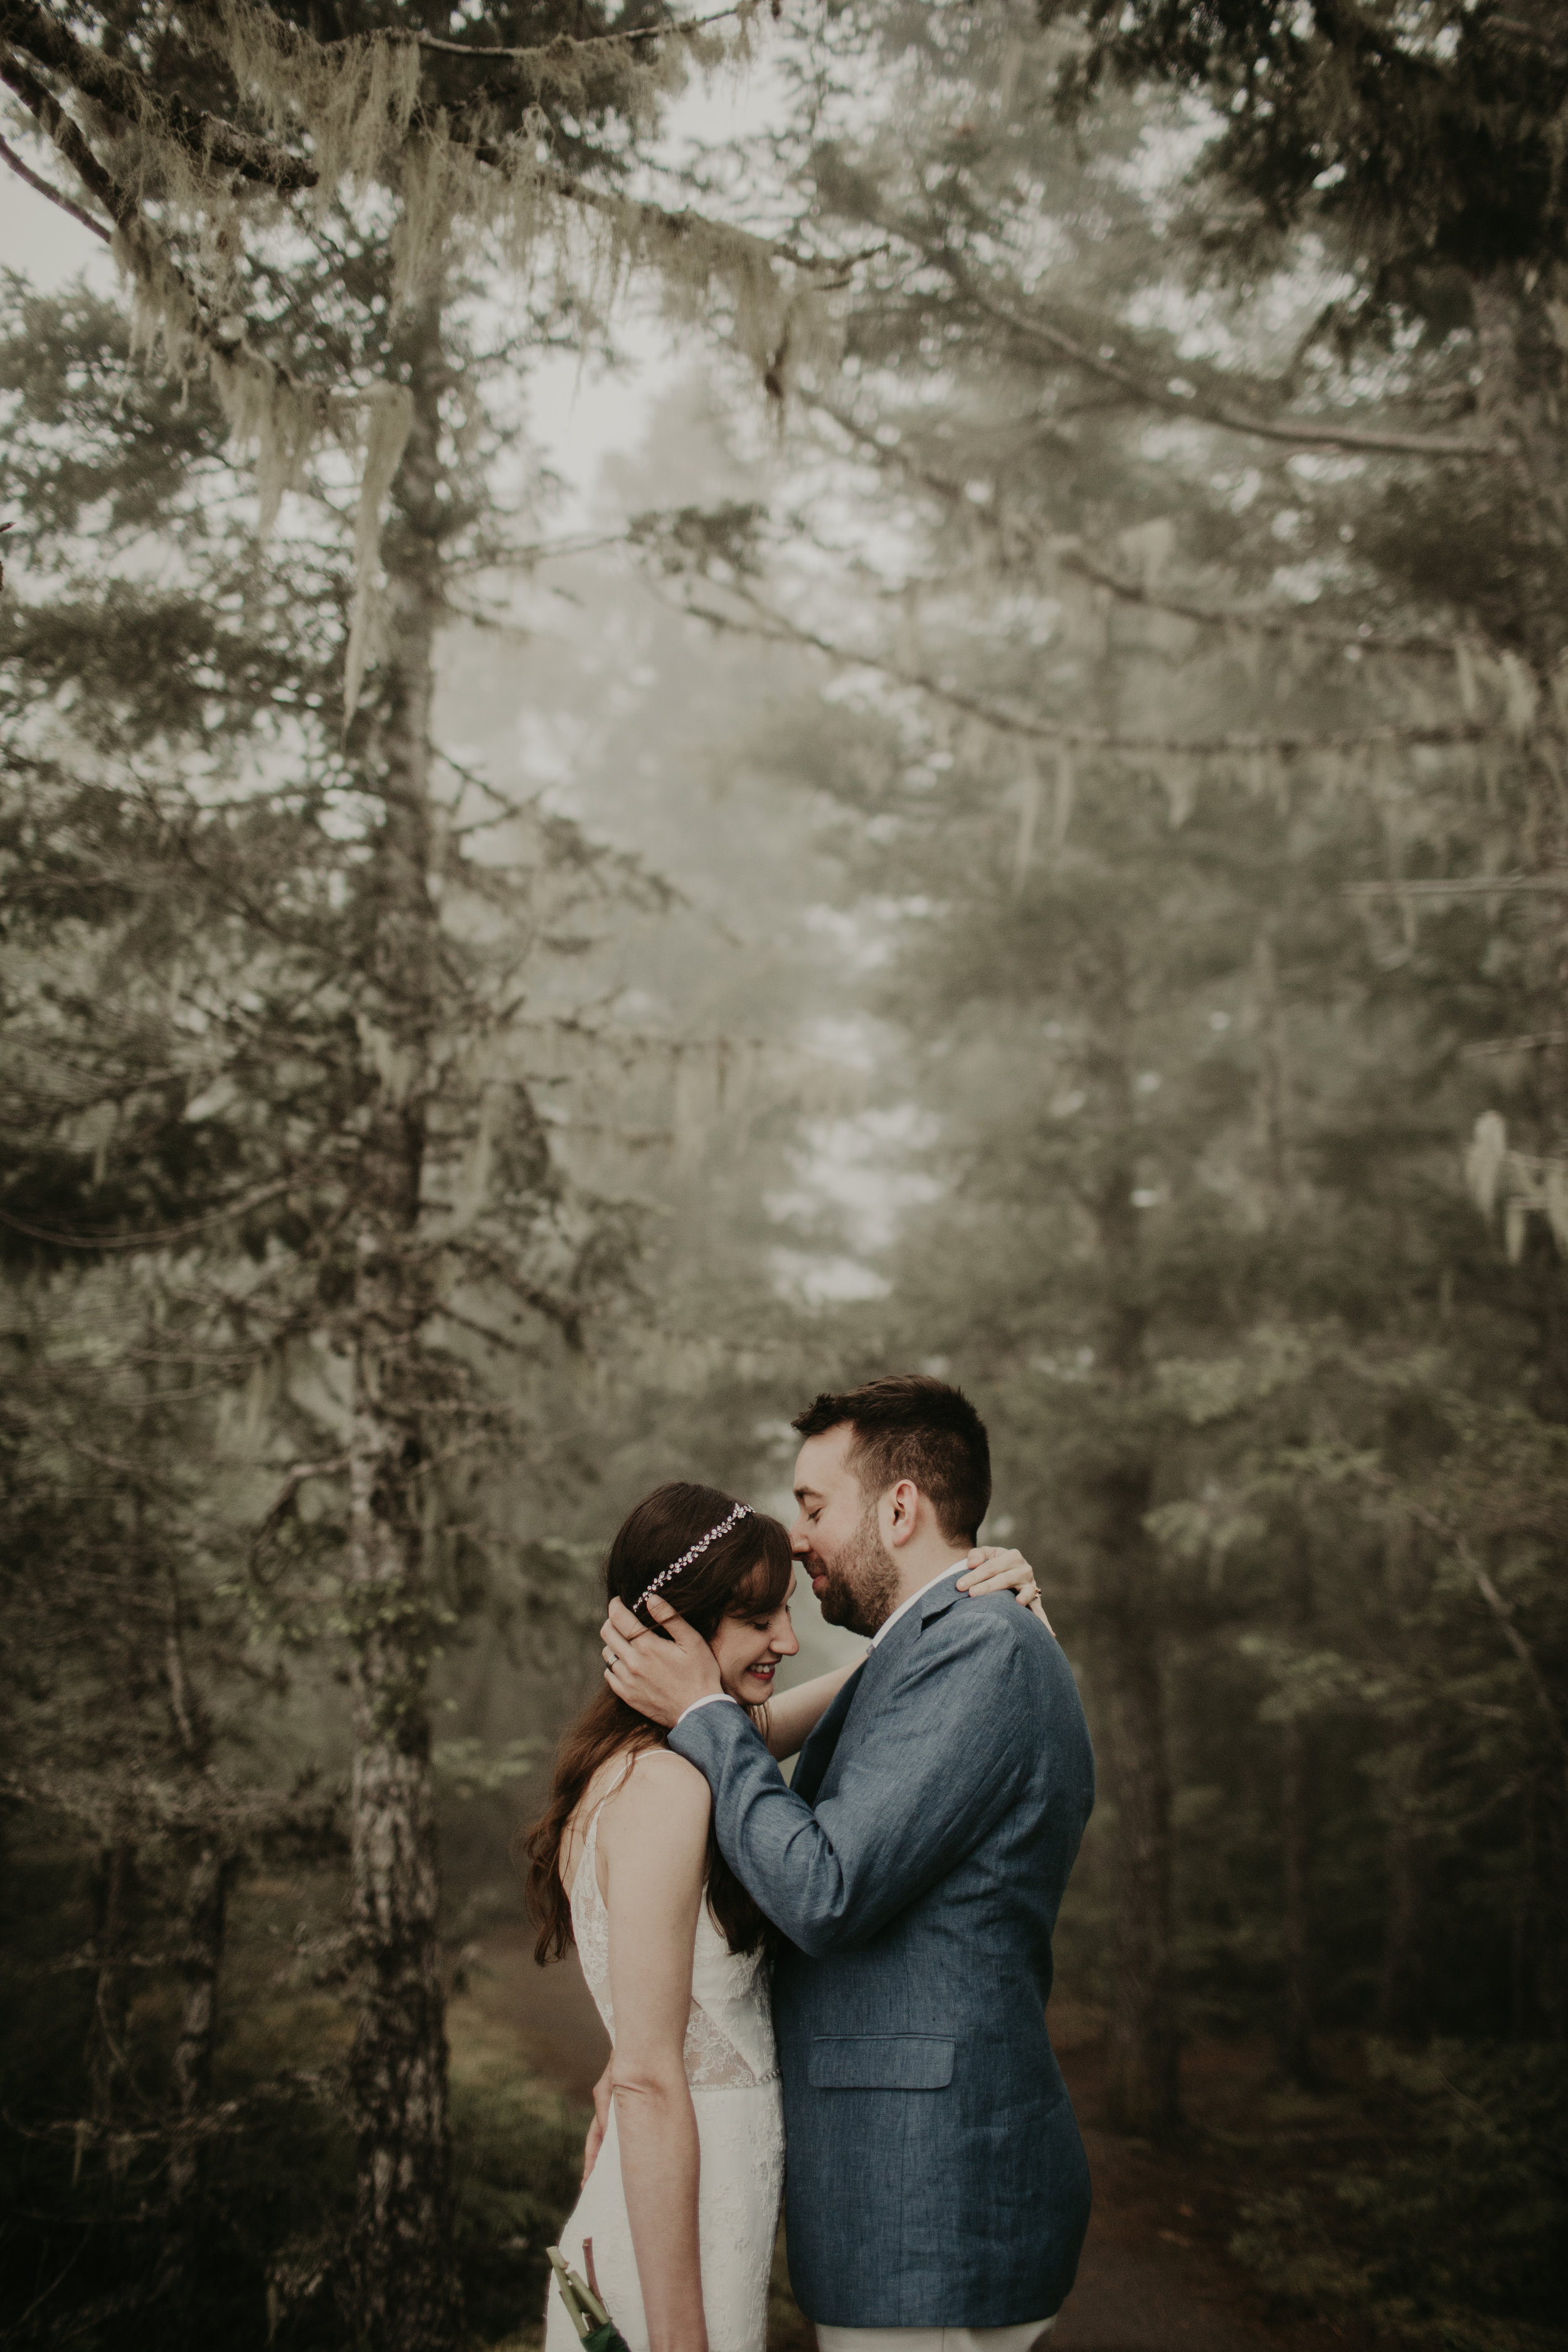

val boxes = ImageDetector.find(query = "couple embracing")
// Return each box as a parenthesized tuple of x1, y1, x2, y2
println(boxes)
(524, 1375, 1094, 2352)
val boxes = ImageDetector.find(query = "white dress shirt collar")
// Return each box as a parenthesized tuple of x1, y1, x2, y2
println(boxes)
(867, 1557, 970, 1654)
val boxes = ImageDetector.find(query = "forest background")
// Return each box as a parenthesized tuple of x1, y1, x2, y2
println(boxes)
(2, 5, 1566, 2352)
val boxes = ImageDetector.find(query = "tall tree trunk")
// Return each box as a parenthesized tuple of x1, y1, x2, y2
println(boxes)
(1279, 1710, 1315, 2085)
(1377, 1513, 1428, 2040)
(160, 1498, 228, 2228)
(1099, 1566, 1180, 2136)
(1377, 1744, 1426, 2038)
(1278, 1527, 1316, 2088)
(1084, 946, 1182, 2137)
(87, 1833, 135, 2122)
(155, 1840, 237, 2305)
(167, 1841, 235, 2210)
(342, 291, 462, 2352)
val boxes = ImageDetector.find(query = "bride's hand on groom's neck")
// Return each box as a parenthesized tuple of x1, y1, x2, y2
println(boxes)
(956, 1545, 1055, 1634)
(602, 1594, 724, 1728)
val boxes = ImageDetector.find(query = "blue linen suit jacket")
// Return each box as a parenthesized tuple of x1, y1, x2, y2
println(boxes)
(668, 1576, 1094, 2329)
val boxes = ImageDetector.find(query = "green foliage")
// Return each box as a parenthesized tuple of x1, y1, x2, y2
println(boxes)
(0, 1840, 588, 2350)
(628, 500, 769, 578)
(0, 1846, 342, 2351)
(1232, 2042, 1568, 2349)
(450, 2078, 588, 2346)
(1048, 1, 1568, 307)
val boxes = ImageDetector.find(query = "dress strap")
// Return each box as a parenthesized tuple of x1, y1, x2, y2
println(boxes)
(566, 1752, 639, 1907)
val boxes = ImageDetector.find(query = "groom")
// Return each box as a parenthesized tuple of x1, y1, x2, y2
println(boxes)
(602, 1374, 1094, 2352)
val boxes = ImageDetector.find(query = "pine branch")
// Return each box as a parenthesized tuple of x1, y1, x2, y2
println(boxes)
(2, 1766, 339, 1846)
(0, 41, 138, 231)
(1054, 547, 1466, 661)
(682, 580, 1511, 761)
(0, 0, 317, 190)
(808, 392, 1473, 659)
(1345, 876, 1568, 898)
(0, 41, 325, 427)
(1, 2, 861, 369)
(430, 1300, 525, 1355)
(0, 126, 110, 239)
(1459, 1032, 1568, 1056)
(471, 136, 879, 277)
(919, 244, 1513, 464)
(1411, 1512, 1568, 1792)
(0, 1172, 308, 1253)
(0, 0, 757, 208)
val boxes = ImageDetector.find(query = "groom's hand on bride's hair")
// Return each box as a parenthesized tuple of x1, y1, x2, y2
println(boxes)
(956, 1545, 1055, 1635)
(600, 1592, 723, 1727)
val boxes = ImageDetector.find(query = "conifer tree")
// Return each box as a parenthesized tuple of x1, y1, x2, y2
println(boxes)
(678, 0, 1568, 2131)
(1032, 0, 1568, 1245)
(1, 12, 849, 2338)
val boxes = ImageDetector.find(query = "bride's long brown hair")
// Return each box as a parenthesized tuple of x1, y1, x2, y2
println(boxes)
(521, 1482, 793, 1964)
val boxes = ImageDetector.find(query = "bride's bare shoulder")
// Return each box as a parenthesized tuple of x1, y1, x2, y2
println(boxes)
(625, 1744, 711, 1801)
(600, 1745, 711, 1834)
(564, 1745, 709, 1885)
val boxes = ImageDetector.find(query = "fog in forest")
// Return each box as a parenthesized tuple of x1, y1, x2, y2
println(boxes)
(3, 7, 1565, 2352)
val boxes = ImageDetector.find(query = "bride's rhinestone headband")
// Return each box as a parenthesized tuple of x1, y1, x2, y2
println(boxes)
(633, 1500, 753, 1614)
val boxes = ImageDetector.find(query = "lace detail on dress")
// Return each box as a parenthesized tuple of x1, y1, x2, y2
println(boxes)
(683, 1970, 766, 2087)
(568, 1793, 778, 2090)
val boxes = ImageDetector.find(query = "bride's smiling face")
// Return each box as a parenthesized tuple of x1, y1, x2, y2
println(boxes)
(709, 1571, 800, 1703)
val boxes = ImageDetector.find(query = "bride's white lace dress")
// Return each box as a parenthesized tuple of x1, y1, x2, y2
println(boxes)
(543, 1781, 785, 2352)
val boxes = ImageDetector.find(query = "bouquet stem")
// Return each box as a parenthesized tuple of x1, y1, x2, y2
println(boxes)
(548, 2243, 630, 2352)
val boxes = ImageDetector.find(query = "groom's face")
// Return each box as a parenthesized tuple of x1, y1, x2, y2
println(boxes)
(790, 1425, 899, 1640)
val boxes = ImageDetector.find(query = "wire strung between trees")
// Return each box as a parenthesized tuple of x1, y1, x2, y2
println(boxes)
(411, 4, 756, 60)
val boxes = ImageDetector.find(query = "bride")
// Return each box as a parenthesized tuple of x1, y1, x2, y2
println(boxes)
(523, 1481, 1045, 2352)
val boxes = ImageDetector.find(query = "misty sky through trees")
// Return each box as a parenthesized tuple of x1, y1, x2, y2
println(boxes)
(2, 7, 1567, 2352)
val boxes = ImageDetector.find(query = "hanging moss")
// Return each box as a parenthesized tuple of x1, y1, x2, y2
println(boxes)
(40, 0, 833, 714)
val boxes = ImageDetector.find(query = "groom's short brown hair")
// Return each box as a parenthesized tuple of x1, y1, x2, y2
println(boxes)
(792, 1373, 992, 1545)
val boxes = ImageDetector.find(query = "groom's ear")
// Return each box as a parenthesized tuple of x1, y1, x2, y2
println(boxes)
(885, 1478, 923, 1547)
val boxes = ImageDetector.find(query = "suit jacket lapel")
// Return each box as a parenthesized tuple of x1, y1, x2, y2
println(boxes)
(792, 1660, 866, 1806)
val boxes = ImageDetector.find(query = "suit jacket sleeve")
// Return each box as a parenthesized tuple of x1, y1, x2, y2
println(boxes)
(668, 1604, 1038, 1956)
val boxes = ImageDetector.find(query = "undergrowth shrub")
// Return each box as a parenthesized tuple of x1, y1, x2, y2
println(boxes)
(452, 2075, 588, 2346)
(1232, 2041, 1568, 2351)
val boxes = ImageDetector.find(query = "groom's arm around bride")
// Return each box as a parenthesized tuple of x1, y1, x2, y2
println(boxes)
(603, 1375, 1095, 2348)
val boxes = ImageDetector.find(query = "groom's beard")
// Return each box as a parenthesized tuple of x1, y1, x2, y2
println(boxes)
(811, 1503, 900, 1641)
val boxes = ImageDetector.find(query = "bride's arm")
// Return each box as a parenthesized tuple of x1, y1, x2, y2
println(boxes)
(763, 1551, 1052, 1760)
(600, 1751, 712, 2352)
(763, 1664, 858, 1762)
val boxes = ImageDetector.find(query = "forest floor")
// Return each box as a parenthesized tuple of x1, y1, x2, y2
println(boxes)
(455, 1931, 1345, 2352)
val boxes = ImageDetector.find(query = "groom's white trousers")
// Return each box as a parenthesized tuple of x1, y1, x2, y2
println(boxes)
(817, 2319, 1056, 2352)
